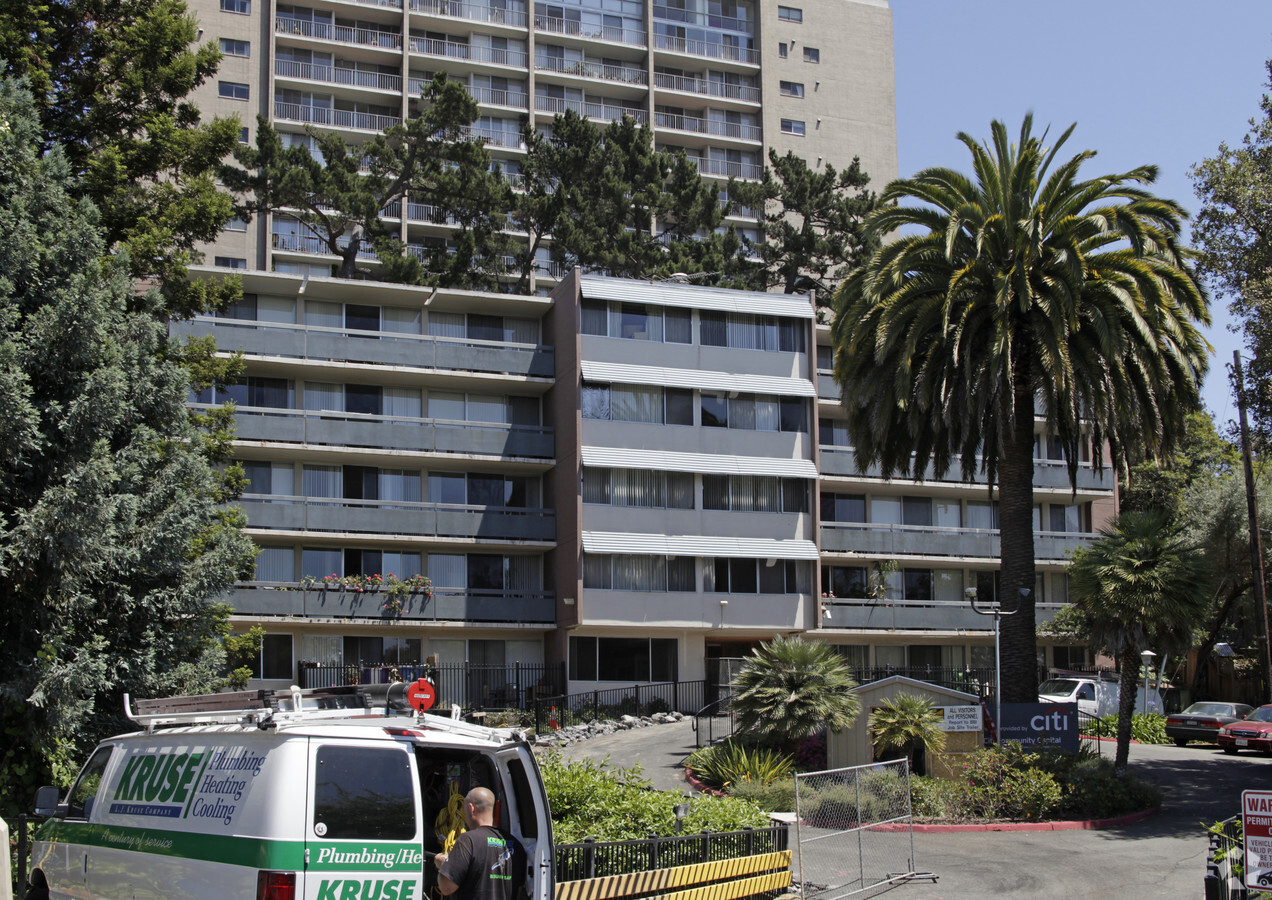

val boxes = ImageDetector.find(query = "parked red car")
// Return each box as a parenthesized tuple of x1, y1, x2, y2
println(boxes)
(1217, 704, 1272, 754)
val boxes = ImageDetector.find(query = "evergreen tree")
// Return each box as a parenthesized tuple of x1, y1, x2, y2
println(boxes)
(0, 0, 242, 316)
(0, 80, 257, 814)
(227, 74, 511, 285)
(733, 150, 879, 299)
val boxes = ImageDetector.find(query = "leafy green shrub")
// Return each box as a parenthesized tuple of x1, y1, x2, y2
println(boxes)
(961, 744, 1063, 820)
(910, 776, 974, 821)
(728, 778, 797, 812)
(1085, 713, 1169, 744)
(1043, 754, 1161, 818)
(641, 697, 672, 716)
(685, 739, 795, 790)
(538, 751, 769, 842)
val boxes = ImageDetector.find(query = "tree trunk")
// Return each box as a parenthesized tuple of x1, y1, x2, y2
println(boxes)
(1115, 646, 1141, 777)
(338, 240, 361, 279)
(997, 368, 1038, 703)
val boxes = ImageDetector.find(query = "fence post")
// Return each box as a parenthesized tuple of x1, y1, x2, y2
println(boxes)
(648, 832, 658, 871)
(700, 829, 710, 864)
(744, 826, 754, 856)
(582, 837, 596, 880)
(18, 813, 29, 900)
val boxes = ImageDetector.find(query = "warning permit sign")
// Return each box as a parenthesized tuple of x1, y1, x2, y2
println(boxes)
(1243, 790, 1272, 890)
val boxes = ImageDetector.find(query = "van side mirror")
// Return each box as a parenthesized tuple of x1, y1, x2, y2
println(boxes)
(34, 785, 62, 817)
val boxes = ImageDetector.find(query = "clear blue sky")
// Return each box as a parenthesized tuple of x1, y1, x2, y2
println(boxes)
(889, 0, 1271, 429)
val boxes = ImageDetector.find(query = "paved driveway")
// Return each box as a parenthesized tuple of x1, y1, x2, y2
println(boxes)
(555, 723, 1271, 898)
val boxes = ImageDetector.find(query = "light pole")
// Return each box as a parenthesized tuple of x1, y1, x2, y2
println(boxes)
(1140, 650, 1156, 716)
(968, 585, 1023, 747)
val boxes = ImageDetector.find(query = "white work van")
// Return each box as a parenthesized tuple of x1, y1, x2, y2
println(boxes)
(27, 685, 554, 900)
(1038, 676, 1163, 718)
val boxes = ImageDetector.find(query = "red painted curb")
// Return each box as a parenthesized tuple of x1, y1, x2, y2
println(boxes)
(869, 806, 1160, 833)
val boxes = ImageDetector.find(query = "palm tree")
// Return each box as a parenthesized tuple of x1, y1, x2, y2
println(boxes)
(731, 635, 860, 752)
(867, 693, 947, 775)
(1068, 510, 1209, 775)
(832, 116, 1210, 703)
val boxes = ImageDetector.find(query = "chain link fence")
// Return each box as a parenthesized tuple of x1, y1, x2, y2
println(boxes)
(793, 760, 930, 898)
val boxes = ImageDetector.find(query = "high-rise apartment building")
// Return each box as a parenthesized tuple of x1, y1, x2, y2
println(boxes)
(191, 0, 897, 282)
(178, 266, 1114, 695)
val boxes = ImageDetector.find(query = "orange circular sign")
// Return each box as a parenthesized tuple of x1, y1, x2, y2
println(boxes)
(407, 678, 436, 711)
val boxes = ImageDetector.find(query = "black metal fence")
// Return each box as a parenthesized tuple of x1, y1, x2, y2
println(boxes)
(533, 681, 709, 733)
(556, 823, 790, 881)
(297, 662, 565, 711)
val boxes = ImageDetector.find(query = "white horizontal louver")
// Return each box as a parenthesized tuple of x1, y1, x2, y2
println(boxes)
(580, 360, 815, 397)
(582, 531, 820, 560)
(581, 446, 817, 478)
(580, 275, 815, 320)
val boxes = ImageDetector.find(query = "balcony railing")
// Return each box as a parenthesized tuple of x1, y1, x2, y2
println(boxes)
(652, 33, 759, 64)
(409, 0, 529, 27)
(197, 403, 556, 458)
(241, 494, 556, 541)
(408, 77, 529, 109)
(296, 662, 566, 708)
(819, 519, 1100, 561)
(275, 59, 402, 92)
(175, 316, 554, 377)
(653, 71, 759, 102)
(651, 3, 751, 35)
(274, 101, 402, 132)
(533, 15, 645, 46)
(459, 123, 522, 147)
(534, 95, 647, 123)
(229, 584, 556, 625)
(271, 231, 380, 260)
(276, 17, 404, 50)
(692, 156, 762, 179)
(409, 37, 529, 67)
(654, 111, 761, 141)
(535, 56, 647, 85)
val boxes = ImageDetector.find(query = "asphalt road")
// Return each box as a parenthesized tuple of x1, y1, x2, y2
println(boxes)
(554, 721, 1272, 898)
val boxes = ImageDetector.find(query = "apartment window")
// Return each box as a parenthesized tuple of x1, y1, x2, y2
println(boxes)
(219, 81, 250, 100)
(224, 216, 248, 232)
(581, 383, 693, 426)
(777, 6, 803, 22)
(221, 0, 250, 11)
(581, 468, 694, 509)
(707, 558, 806, 594)
(568, 636, 678, 682)
(250, 634, 293, 680)
(803, 46, 820, 63)
(822, 565, 867, 598)
(220, 38, 250, 56)
(781, 118, 806, 136)
(699, 311, 806, 352)
(214, 256, 247, 269)
(239, 126, 250, 143)
(777, 42, 788, 58)
(779, 81, 804, 98)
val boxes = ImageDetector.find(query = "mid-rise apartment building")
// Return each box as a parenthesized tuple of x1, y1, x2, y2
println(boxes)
(191, 0, 897, 282)
(179, 267, 1115, 692)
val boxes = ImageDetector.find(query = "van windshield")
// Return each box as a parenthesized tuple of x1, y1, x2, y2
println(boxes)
(1038, 679, 1081, 696)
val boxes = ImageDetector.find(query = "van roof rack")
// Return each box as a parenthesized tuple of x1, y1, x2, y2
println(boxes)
(123, 684, 523, 742)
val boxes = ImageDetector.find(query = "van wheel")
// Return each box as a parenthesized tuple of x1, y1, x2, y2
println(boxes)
(1174, 738, 1188, 747)
(1223, 746, 1239, 755)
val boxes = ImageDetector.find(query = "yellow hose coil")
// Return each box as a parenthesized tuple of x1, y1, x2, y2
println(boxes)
(435, 782, 467, 854)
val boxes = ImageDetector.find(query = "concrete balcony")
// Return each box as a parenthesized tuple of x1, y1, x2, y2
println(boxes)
(581, 588, 808, 630)
(276, 17, 404, 50)
(818, 447, 1116, 493)
(651, 33, 759, 66)
(820, 599, 1066, 632)
(409, 0, 530, 29)
(241, 496, 555, 541)
(206, 406, 555, 459)
(653, 71, 760, 104)
(227, 585, 555, 624)
(820, 522, 1098, 563)
(534, 94, 648, 124)
(173, 317, 554, 378)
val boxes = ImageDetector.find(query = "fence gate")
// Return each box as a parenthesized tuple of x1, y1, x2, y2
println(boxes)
(792, 760, 933, 898)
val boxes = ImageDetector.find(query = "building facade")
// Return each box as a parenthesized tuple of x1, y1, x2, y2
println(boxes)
(179, 267, 1115, 693)
(190, 0, 897, 282)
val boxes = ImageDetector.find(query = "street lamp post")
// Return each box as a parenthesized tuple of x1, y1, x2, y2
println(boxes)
(1140, 650, 1156, 716)
(968, 585, 1024, 747)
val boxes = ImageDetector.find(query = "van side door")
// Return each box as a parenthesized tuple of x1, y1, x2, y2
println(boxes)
(305, 739, 423, 900)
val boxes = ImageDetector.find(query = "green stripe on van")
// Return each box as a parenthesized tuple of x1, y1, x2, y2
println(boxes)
(37, 821, 304, 869)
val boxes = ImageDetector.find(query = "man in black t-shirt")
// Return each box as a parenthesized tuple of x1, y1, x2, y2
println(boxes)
(436, 787, 526, 900)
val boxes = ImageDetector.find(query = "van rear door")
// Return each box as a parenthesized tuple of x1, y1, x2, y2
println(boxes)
(305, 738, 424, 900)
(495, 745, 554, 900)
